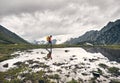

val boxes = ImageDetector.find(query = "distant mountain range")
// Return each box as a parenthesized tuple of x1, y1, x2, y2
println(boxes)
(33, 34, 79, 45)
(66, 19, 120, 45)
(0, 25, 28, 44)
(1, 19, 119, 45)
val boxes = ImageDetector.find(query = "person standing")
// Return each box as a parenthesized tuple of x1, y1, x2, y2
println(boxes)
(46, 35, 52, 52)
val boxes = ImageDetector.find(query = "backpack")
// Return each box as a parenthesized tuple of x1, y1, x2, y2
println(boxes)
(46, 36, 50, 41)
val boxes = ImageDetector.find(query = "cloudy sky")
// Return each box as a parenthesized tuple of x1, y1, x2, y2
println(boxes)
(0, 0, 120, 41)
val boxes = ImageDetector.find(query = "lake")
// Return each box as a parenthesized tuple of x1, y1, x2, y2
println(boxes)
(0, 47, 120, 83)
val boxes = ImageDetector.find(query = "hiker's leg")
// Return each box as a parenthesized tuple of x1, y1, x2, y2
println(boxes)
(50, 42, 52, 52)
(46, 42, 49, 50)
(46, 42, 51, 52)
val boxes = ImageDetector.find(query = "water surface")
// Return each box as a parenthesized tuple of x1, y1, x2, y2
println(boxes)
(0, 47, 120, 83)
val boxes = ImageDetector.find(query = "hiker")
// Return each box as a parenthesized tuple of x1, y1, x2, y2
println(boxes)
(46, 35, 52, 52)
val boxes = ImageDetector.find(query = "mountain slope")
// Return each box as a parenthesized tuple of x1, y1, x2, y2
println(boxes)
(0, 25, 28, 44)
(66, 19, 120, 45)
(96, 20, 120, 44)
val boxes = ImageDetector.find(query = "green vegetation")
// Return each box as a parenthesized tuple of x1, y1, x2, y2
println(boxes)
(99, 63, 120, 77)
(81, 73, 88, 76)
(110, 79, 120, 83)
(22, 71, 48, 83)
(89, 78, 97, 83)
(108, 67, 120, 76)
(48, 74, 60, 80)
(0, 60, 50, 83)
(0, 44, 43, 62)
(58, 44, 120, 50)
(67, 78, 78, 83)
(97, 68, 103, 75)
(98, 63, 108, 69)
(0, 66, 26, 82)
(100, 45, 120, 50)
(0, 25, 28, 44)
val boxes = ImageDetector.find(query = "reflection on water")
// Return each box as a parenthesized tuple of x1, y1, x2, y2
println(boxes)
(47, 51, 52, 59)
(46, 48, 52, 60)
(83, 47, 120, 63)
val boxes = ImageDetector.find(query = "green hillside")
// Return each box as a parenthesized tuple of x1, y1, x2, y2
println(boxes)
(0, 25, 28, 44)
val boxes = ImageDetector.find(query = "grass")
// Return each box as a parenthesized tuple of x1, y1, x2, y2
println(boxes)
(22, 71, 47, 83)
(108, 67, 120, 76)
(0, 44, 44, 62)
(98, 63, 108, 69)
(99, 45, 120, 50)
(67, 78, 78, 83)
(0, 60, 49, 83)
(110, 79, 120, 83)
(98, 63, 120, 77)
(89, 78, 97, 83)
(48, 74, 60, 80)
(0, 67, 26, 82)
(97, 68, 103, 75)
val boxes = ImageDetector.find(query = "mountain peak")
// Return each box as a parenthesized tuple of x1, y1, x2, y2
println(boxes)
(66, 19, 120, 45)
(0, 25, 28, 44)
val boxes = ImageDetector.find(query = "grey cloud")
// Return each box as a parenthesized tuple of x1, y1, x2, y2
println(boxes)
(0, 0, 68, 16)
(86, 0, 120, 16)
(0, 0, 119, 19)
(0, 0, 120, 41)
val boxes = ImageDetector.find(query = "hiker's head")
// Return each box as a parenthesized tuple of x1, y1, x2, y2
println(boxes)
(48, 51, 52, 55)
(50, 35, 52, 37)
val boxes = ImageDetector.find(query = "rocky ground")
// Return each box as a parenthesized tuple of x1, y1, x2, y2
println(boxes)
(0, 48, 120, 83)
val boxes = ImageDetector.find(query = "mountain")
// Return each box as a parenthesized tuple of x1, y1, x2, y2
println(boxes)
(66, 19, 120, 45)
(0, 25, 28, 44)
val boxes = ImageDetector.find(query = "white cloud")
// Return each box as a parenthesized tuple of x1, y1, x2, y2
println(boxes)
(0, 0, 120, 42)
